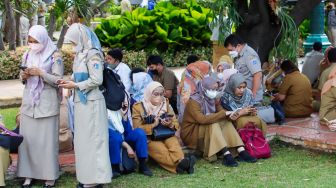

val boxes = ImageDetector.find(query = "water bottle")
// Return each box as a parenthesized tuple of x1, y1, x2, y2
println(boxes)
(148, 0, 156, 10)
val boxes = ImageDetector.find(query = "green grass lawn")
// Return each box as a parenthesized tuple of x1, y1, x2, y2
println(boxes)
(1, 107, 336, 187)
(0, 107, 19, 130)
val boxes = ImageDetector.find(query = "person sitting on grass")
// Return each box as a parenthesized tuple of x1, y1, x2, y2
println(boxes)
(181, 77, 257, 166)
(132, 81, 196, 174)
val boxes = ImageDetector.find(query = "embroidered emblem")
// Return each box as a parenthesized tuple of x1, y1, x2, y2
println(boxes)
(94, 63, 99, 69)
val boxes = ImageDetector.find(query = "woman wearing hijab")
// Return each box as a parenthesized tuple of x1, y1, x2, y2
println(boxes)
(320, 65, 336, 131)
(181, 77, 257, 167)
(221, 73, 267, 134)
(177, 61, 211, 123)
(130, 71, 153, 102)
(132, 81, 196, 174)
(59, 23, 111, 188)
(18, 25, 63, 187)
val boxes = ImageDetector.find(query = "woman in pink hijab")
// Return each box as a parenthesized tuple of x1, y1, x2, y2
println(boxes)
(18, 25, 63, 188)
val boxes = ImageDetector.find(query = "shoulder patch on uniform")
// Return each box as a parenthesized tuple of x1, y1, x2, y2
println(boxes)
(252, 60, 257, 65)
(93, 63, 100, 69)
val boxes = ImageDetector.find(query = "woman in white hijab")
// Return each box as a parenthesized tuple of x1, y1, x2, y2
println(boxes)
(18, 25, 63, 187)
(59, 23, 112, 188)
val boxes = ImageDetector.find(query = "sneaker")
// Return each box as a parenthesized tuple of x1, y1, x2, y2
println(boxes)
(222, 154, 238, 167)
(238, 151, 257, 163)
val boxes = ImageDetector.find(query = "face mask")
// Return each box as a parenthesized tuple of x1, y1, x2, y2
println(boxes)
(28, 43, 44, 52)
(107, 63, 119, 70)
(73, 44, 82, 53)
(229, 50, 239, 59)
(151, 96, 163, 106)
(150, 69, 159, 75)
(217, 73, 224, 79)
(205, 89, 218, 99)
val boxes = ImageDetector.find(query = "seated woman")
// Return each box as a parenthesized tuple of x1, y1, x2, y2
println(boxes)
(181, 77, 257, 167)
(320, 65, 336, 131)
(221, 73, 267, 134)
(272, 60, 313, 118)
(0, 146, 10, 188)
(108, 99, 152, 178)
(177, 61, 211, 123)
(129, 68, 153, 104)
(132, 82, 196, 174)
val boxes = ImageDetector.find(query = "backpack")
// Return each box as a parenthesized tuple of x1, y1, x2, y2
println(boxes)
(238, 122, 271, 159)
(101, 64, 127, 111)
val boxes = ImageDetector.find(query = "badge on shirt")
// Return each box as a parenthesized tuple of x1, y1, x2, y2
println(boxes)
(252, 60, 258, 65)
(93, 63, 99, 69)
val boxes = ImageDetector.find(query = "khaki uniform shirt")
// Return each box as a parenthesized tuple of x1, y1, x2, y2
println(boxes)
(153, 67, 179, 102)
(278, 71, 313, 117)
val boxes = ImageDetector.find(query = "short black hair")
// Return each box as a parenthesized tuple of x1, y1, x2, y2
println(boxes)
(280, 60, 299, 74)
(187, 55, 199, 65)
(313, 42, 322, 51)
(328, 47, 336, 63)
(130, 67, 146, 83)
(107, 48, 123, 62)
(224, 34, 245, 48)
(146, 55, 164, 66)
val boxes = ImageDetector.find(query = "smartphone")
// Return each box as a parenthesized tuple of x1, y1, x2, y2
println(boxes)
(19, 65, 28, 70)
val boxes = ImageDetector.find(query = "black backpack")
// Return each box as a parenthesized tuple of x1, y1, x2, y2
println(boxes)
(101, 64, 127, 111)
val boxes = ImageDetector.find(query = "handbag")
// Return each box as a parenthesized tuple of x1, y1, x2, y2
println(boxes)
(257, 105, 275, 123)
(121, 147, 136, 174)
(238, 122, 271, 159)
(140, 102, 175, 141)
(0, 123, 23, 153)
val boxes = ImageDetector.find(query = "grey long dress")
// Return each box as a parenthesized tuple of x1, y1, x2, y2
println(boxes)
(17, 52, 63, 180)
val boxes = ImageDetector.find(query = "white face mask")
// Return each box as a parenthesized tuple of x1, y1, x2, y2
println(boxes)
(73, 43, 82, 53)
(28, 43, 44, 52)
(229, 50, 239, 59)
(205, 89, 218, 99)
(217, 73, 224, 79)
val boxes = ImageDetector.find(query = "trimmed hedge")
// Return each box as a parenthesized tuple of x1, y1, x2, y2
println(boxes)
(0, 46, 212, 80)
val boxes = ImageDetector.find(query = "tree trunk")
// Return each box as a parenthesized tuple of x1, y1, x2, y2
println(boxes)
(15, 13, 21, 47)
(0, 32, 5, 50)
(57, 24, 69, 49)
(48, 9, 57, 39)
(4, 0, 16, 50)
(236, 0, 322, 64)
(14, 0, 22, 47)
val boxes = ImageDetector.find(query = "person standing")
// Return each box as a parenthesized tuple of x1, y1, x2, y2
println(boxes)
(18, 25, 63, 188)
(60, 23, 112, 188)
(224, 34, 264, 103)
(327, 2, 336, 46)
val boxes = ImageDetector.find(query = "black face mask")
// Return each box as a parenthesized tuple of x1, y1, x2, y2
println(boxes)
(150, 69, 159, 75)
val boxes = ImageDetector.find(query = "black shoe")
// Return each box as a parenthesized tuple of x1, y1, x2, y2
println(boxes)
(238, 151, 257, 163)
(112, 171, 121, 179)
(77, 183, 84, 188)
(187, 155, 197, 174)
(43, 180, 56, 188)
(222, 154, 238, 167)
(176, 158, 190, 174)
(139, 166, 153, 177)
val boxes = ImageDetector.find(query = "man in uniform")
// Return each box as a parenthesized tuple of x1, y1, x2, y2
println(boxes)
(224, 34, 264, 102)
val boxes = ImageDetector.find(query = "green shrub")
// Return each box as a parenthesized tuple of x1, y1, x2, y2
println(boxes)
(0, 46, 212, 80)
(95, 0, 213, 52)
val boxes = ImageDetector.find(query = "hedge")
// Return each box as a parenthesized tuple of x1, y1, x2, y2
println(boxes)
(0, 46, 212, 80)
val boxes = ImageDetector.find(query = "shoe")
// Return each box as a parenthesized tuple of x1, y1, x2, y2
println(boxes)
(238, 151, 257, 163)
(222, 154, 238, 167)
(112, 171, 121, 179)
(139, 165, 153, 177)
(43, 180, 56, 188)
(77, 183, 84, 188)
(21, 180, 33, 188)
(187, 155, 197, 174)
(176, 158, 190, 174)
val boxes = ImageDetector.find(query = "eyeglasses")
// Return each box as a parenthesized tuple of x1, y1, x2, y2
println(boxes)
(152, 92, 164, 97)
